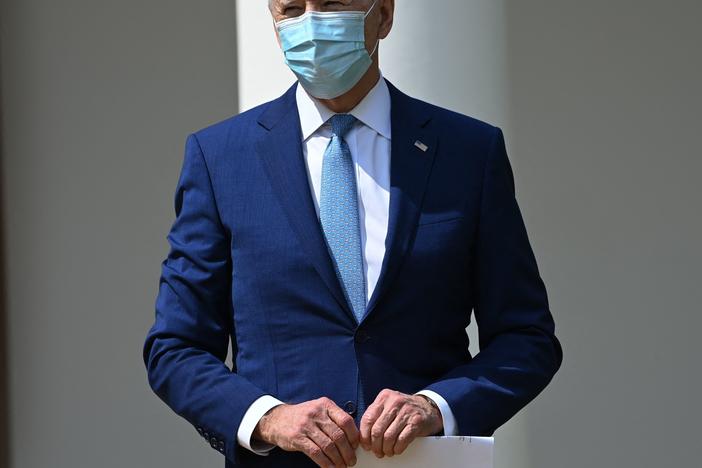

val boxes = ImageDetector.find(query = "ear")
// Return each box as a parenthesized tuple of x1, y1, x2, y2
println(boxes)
(377, 0, 395, 40)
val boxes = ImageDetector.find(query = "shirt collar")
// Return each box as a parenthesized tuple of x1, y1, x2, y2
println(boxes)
(295, 73, 392, 141)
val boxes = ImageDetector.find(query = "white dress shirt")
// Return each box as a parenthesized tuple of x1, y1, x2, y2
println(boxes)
(236, 76, 457, 455)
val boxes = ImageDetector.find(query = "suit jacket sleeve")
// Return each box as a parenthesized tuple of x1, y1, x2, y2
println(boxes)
(143, 133, 268, 464)
(424, 127, 563, 435)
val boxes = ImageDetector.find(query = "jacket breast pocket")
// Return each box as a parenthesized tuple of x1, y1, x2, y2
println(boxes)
(413, 215, 470, 258)
(403, 214, 472, 290)
(416, 213, 465, 227)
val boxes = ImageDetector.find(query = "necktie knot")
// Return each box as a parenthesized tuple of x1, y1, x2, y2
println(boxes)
(329, 114, 356, 139)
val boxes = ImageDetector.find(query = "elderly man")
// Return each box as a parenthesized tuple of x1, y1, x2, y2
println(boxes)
(143, 1, 562, 467)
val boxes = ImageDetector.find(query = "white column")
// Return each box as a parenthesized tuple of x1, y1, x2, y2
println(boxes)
(234, 2, 527, 467)
(235, 1, 296, 111)
(383, 6, 529, 468)
(381, 1, 510, 131)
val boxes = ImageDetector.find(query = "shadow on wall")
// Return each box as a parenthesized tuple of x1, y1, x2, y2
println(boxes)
(503, 2, 702, 468)
(0, 35, 9, 468)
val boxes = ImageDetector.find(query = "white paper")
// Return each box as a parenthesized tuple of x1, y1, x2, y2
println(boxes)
(355, 436, 493, 468)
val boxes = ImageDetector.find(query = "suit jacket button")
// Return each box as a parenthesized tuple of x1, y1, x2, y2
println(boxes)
(354, 331, 370, 343)
(343, 401, 356, 414)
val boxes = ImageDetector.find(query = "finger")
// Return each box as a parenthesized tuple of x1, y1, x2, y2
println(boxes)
(327, 403, 360, 450)
(308, 426, 346, 467)
(371, 405, 399, 457)
(392, 422, 419, 455)
(382, 411, 409, 457)
(359, 402, 383, 450)
(319, 418, 357, 467)
(299, 437, 335, 468)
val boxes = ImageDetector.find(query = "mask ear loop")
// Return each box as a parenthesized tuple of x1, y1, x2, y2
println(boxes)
(364, 0, 378, 19)
(365, 0, 380, 57)
(369, 39, 379, 57)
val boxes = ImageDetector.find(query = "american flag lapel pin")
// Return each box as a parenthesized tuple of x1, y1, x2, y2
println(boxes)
(414, 140, 429, 152)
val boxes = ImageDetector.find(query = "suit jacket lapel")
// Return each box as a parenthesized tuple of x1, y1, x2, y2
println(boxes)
(256, 83, 357, 324)
(255, 79, 437, 327)
(363, 79, 437, 322)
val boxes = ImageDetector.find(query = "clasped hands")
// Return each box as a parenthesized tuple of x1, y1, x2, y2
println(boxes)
(253, 389, 443, 468)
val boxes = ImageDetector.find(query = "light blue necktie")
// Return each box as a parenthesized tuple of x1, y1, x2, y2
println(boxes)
(319, 113, 368, 424)
(319, 114, 367, 323)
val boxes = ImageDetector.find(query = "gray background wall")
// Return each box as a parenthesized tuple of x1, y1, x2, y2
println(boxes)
(504, 2, 702, 466)
(0, 1, 239, 466)
(1, 1, 700, 467)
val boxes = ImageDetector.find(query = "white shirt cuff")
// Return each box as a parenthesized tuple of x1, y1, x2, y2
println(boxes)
(236, 395, 285, 455)
(415, 389, 458, 436)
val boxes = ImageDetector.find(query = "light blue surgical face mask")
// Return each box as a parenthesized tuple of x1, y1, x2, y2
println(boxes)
(275, 0, 379, 99)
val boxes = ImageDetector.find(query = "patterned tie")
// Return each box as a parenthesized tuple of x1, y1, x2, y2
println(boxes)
(319, 113, 368, 425)
(319, 114, 368, 323)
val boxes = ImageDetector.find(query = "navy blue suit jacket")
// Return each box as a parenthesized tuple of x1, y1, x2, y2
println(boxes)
(143, 79, 562, 467)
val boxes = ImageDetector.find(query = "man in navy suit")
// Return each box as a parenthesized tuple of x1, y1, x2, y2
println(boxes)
(143, 1, 562, 467)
